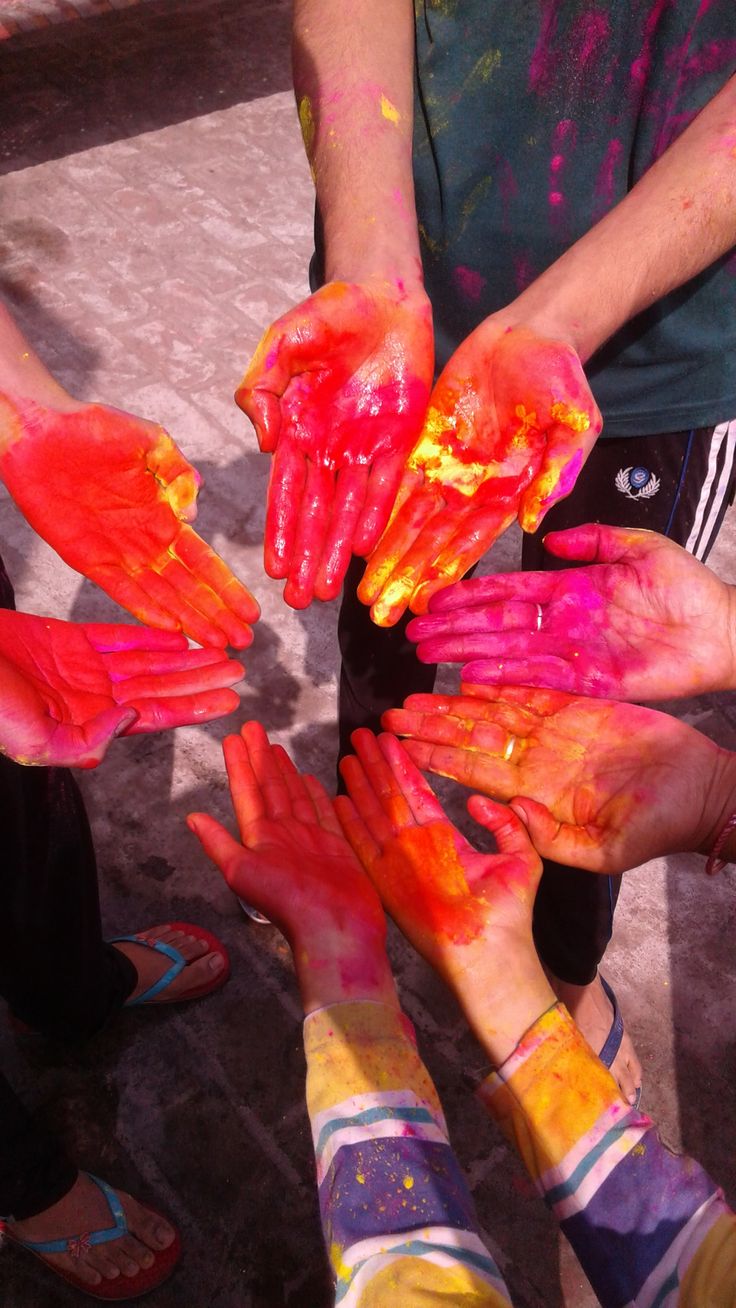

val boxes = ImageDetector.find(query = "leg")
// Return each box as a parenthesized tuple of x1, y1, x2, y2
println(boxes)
(337, 554, 437, 780)
(525, 423, 736, 1096)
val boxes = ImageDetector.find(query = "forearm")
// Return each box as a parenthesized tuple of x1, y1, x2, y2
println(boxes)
(478, 1005, 735, 1307)
(292, 0, 422, 285)
(508, 75, 736, 361)
(0, 301, 81, 414)
(304, 999, 513, 1305)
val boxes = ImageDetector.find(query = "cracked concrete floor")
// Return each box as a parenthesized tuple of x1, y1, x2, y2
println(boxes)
(1, 2, 735, 1305)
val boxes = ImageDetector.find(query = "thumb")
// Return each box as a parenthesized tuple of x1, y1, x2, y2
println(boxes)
(75, 705, 138, 767)
(508, 796, 566, 859)
(186, 812, 252, 891)
(467, 793, 540, 872)
(146, 428, 201, 523)
(543, 522, 648, 564)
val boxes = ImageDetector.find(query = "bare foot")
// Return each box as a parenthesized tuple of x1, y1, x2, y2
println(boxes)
(8, 1172, 176, 1290)
(550, 972, 642, 1105)
(113, 925, 225, 1003)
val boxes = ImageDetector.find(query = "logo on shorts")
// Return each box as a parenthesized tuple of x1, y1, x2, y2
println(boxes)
(615, 466, 661, 500)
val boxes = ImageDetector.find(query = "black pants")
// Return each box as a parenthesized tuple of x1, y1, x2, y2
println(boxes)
(0, 558, 136, 1221)
(338, 422, 736, 984)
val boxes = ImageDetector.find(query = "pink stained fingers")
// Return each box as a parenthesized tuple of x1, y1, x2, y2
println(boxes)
(353, 450, 408, 557)
(265, 440, 308, 579)
(49, 706, 140, 769)
(284, 460, 335, 608)
(314, 463, 370, 602)
(408, 597, 545, 644)
(126, 688, 241, 733)
(174, 527, 261, 626)
(428, 568, 557, 614)
(461, 654, 591, 694)
(113, 657, 244, 703)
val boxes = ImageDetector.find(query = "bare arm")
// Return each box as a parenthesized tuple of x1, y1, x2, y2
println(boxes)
(292, 0, 422, 286)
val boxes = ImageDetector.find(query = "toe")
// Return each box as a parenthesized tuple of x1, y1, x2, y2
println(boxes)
(123, 1193, 176, 1251)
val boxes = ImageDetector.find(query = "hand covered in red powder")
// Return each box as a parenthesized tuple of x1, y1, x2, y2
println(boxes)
(384, 684, 729, 874)
(0, 610, 244, 768)
(235, 280, 433, 607)
(336, 728, 542, 979)
(359, 321, 601, 626)
(409, 525, 736, 700)
(0, 396, 260, 648)
(187, 721, 393, 1012)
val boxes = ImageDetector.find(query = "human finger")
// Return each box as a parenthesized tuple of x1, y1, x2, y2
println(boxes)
(304, 774, 344, 836)
(158, 556, 254, 649)
(126, 688, 241, 731)
(103, 645, 229, 679)
(87, 565, 181, 632)
(366, 501, 463, 626)
(131, 567, 229, 648)
(284, 462, 335, 608)
(187, 812, 252, 886)
(543, 522, 651, 564)
(428, 570, 555, 614)
(383, 703, 511, 755)
(400, 737, 517, 799)
(264, 441, 307, 580)
(408, 506, 517, 615)
(114, 657, 244, 701)
(222, 727, 266, 834)
(346, 728, 418, 831)
(238, 722, 292, 822)
(461, 655, 582, 693)
(334, 792, 382, 868)
(68, 705, 139, 768)
(353, 451, 407, 557)
(314, 464, 369, 602)
(339, 755, 399, 850)
(271, 744, 324, 825)
(518, 415, 599, 534)
(507, 796, 603, 870)
(174, 528, 260, 627)
(357, 479, 439, 608)
(85, 625, 189, 654)
(144, 429, 201, 523)
(467, 794, 541, 869)
(376, 732, 449, 826)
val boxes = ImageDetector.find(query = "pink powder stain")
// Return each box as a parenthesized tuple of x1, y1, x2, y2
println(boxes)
(630, 0, 670, 85)
(547, 119, 576, 211)
(453, 265, 487, 302)
(528, 0, 561, 93)
(594, 137, 623, 208)
(549, 191, 563, 206)
(570, 8, 611, 67)
(513, 254, 535, 292)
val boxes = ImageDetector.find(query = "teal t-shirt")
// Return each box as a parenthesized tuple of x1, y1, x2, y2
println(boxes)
(413, 1, 736, 436)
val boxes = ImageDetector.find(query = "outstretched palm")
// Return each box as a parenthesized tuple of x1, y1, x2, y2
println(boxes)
(384, 684, 721, 873)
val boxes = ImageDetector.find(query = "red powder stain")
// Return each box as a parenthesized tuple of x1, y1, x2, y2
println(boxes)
(453, 265, 487, 302)
(682, 198, 694, 209)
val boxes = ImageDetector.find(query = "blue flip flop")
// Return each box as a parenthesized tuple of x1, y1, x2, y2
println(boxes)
(599, 974, 642, 1110)
(109, 922, 230, 1006)
(1, 1172, 181, 1300)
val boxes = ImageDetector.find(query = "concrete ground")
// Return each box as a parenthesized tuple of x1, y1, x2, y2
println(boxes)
(1, 2, 735, 1305)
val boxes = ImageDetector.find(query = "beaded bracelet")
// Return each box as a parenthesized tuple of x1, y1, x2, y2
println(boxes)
(705, 808, 736, 876)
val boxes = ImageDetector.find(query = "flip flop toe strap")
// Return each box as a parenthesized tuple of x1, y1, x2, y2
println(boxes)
(110, 934, 186, 1006)
(15, 1174, 127, 1255)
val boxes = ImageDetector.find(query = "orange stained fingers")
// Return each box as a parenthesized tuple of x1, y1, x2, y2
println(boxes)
(409, 505, 518, 615)
(376, 732, 449, 827)
(158, 556, 253, 648)
(383, 703, 512, 754)
(357, 476, 439, 606)
(333, 793, 382, 869)
(86, 565, 181, 632)
(304, 774, 344, 837)
(131, 566, 229, 648)
(366, 499, 468, 626)
(174, 528, 260, 626)
(145, 428, 201, 513)
(400, 737, 517, 800)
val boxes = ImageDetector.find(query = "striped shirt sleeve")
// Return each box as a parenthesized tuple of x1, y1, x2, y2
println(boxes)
(304, 999, 512, 1307)
(478, 1003, 736, 1307)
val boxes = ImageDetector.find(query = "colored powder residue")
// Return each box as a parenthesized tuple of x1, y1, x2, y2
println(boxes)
(298, 95, 315, 156)
(409, 416, 488, 497)
(376, 822, 486, 946)
(453, 265, 487, 302)
(380, 94, 401, 125)
(402, 1175, 414, 1190)
(462, 47, 502, 92)
(550, 401, 591, 434)
(594, 138, 624, 213)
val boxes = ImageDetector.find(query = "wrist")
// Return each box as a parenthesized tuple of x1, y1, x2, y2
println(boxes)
(293, 921, 399, 1015)
(725, 584, 736, 692)
(446, 935, 556, 1068)
(696, 747, 736, 869)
